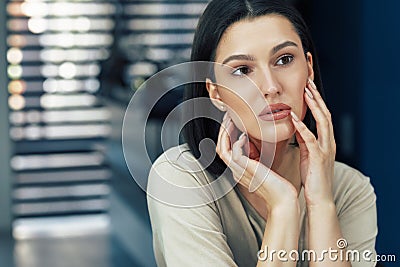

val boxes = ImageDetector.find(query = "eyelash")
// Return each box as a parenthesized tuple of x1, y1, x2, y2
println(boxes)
(231, 66, 251, 76)
(276, 54, 294, 66)
(230, 54, 294, 77)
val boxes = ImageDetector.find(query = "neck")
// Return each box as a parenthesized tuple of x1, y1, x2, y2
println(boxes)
(249, 135, 301, 194)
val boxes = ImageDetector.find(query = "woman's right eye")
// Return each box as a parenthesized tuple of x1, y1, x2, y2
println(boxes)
(231, 66, 251, 76)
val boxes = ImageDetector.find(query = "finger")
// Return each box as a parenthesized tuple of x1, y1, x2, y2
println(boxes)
(235, 154, 269, 192)
(291, 111, 319, 154)
(304, 87, 330, 148)
(218, 119, 232, 157)
(295, 131, 309, 162)
(232, 133, 247, 161)
(216, 118, 229, 155)
(307, 79, 335, 149)
(307, 79, 332, 119)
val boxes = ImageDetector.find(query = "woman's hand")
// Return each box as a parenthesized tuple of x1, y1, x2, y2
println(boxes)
(290, 78, 336, 207)
(216, 113, 299, 213)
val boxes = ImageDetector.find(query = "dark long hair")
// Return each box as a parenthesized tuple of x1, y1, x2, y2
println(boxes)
(183, 0, 325, 177)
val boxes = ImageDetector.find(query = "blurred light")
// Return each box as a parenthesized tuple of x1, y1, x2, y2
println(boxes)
(125, 3, 205, 15)
(43, 78, 100, 93)
(13, 215, 110, 240)
(25, 125, 42, 140)
(41, 65, 58, 77)
(128, 62, 158, 76)
(17, 81, 42, 93)
(21, 2, 48, 17)
(40, 94, 97, 109)
(87, 64, 100, 76)
(44, 124, 111, 139)
(7, 3, 22, 17)
(43, 108, 111, 123)
(13, 199, 109, 216)
(9, 112, 25, 125)
(43, 78, 69, 93)
(59, 62, 76, 79)
(9, 95, 26, 110)
(8, 65, 23, 79)
(7, 35, 27, 47)
(39, 33, 113, 47)
(128, 18, 197, 31)
(40, 48, 110, 63)
(46, 3, 115, 16)
(10, 152, 105, 171)
(10, 127, 25, 140)
(74, 17, 91, 32)
(15, 169, 112, 184)
(7, 48, 23, 64)
(9, 109, 110, 125)
(42, 64, 100, 78)
(10, 124, 111, 141)
(49, 18, 89, 32)
(133, 78, 145, 90)
(8, 80, 26, 94)
(13, 184, 110, 200)
(40, 33, 74, 48)
(26, 110, 41, 123)
(146, 48, 174, 61)
(128, 33, 194, 46)
(42, 109, 110, 123)
(40, 49, 65, 62)
(85, 79, 100, 93)
(28, 17, 47, 34)
(7, 19, 27, 32)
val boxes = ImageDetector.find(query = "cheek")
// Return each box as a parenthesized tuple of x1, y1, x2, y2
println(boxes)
(301, 97, 308, 120)
(222, 95, 261, 136)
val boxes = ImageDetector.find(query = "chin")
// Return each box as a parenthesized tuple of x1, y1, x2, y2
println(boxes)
(257, 124, 295, 143)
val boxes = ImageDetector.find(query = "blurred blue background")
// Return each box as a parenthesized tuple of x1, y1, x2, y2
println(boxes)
(0, 0, 398, 266)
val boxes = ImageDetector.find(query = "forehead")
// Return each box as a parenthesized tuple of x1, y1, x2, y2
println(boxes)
(215, 14, 302, 61)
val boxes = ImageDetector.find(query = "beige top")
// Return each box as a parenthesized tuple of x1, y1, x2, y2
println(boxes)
(147, 144, 377, 267)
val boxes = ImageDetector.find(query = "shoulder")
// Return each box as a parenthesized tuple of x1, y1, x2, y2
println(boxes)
(332, 161, 376, 217)
(332, 161, 374, 194)
(150, 144, 209, 186)
(147, 144, 217, 207)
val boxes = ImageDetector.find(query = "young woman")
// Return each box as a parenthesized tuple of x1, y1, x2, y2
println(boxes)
(147, 0, 377, 266)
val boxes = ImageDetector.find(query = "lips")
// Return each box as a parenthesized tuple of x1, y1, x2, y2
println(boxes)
(258, 103, 291, 121)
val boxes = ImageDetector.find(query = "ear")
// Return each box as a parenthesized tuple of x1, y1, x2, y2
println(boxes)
(206, 78, 227, 111)
(306, 52, 314, 81)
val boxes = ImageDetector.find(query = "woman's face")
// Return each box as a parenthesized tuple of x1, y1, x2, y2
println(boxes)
(208, 14, 314, 143)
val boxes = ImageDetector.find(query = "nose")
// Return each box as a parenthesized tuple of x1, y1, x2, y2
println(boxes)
(258, 68, 281, 97)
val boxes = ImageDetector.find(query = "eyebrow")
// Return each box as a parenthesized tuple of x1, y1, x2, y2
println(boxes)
(221, 40, 299, 65)
(271, 40, 298, 56)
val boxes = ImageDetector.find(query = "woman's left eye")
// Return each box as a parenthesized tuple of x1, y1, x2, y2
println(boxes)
(231, 66, 251, 76)
(276, 55, 294, 66)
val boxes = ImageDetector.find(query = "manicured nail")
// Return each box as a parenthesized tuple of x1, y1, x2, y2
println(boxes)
(305, 87, 314, 99)
(308, 78, 316, 90)
(290, 111, 299, 121)
(240, 132, 246, 140)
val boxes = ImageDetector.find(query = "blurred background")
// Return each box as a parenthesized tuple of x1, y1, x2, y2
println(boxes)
(0, 0, 398, 267)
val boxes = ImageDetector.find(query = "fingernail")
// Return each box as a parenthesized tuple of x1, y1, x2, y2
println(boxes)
(290, 111, 299, 121)
(240, 132, 246, 140)
(308, 78, 316, 90)
(305, 87, 313, 99)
